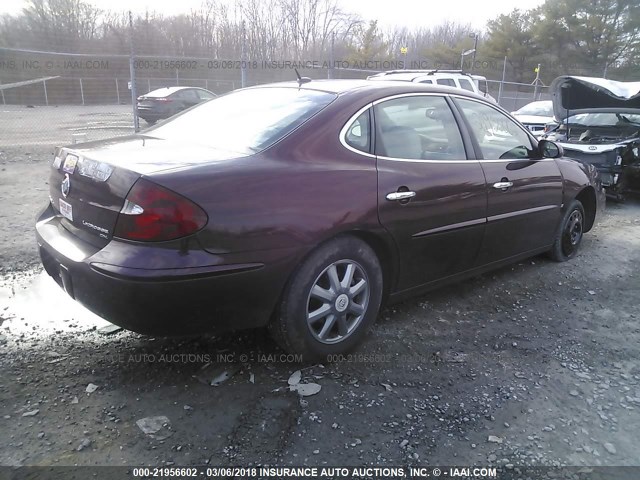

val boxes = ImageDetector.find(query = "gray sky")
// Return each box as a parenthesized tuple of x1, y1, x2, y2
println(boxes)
(0, 0, 546, 30)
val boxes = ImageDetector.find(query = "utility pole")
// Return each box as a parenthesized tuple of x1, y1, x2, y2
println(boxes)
(128, 11, 139, 132)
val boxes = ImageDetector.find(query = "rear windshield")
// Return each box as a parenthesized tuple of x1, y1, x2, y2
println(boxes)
(515, 102, 553, 116)
(149, 87, 336, 155)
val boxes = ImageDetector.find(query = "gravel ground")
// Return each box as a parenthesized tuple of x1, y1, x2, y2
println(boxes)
(1, 143, 640, 472)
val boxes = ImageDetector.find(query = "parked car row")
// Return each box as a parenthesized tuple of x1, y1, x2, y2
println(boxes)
(136, 86, 216, 124)
(37, 78, 604, 358)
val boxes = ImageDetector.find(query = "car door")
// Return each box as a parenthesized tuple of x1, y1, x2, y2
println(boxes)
(452, 97, 563, 265)
(373, 94, 488, 292)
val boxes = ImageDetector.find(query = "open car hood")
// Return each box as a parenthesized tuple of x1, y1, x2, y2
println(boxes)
(551, 76, 640, 119)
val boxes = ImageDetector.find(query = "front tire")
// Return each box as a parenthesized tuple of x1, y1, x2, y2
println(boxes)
(549, 199, 585, 262)
(271, 236, 383, 361)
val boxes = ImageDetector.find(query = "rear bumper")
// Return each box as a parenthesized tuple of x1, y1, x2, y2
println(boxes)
(35, 204, 295, 336)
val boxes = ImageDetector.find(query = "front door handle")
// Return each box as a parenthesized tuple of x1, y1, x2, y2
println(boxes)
(386, 191, 416, 201)
(492, 181, 513, 190)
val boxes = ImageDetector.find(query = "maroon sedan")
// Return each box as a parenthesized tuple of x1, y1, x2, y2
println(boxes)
(36, 80, 604, 359)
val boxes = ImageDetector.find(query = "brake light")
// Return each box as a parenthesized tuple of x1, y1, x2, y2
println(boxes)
(114, 178, 207, 241)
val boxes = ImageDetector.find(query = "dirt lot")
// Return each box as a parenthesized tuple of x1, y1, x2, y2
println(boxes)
(1, 111, 640, 475)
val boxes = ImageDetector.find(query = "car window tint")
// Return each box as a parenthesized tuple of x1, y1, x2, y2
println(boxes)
(436, 78, 456, 87)
(150, 87, 336, 155)
(456, 99, 533, 160)
(344, 110, 370, 153)
(419, 79, 433, 84)
(458, 78, 474, 92)
(374, 96, 466, 160)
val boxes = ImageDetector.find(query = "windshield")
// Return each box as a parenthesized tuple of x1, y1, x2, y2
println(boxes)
(565, 112, 640, 127)
(515, 102, 553, 116)
(149, 87, 336, 155)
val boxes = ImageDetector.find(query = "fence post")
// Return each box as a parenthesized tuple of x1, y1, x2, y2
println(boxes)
(0, 80, 5, 105)
(148, 78, 151, 92)
(497, 56, 506, 105)
(240, 21, 247, 88)
(43, 78, 49, 105)
(115, 78, 120, 104)
(79, 78, 85, 105)
(128, 10, 140, 132)
(328, 33, 335, 79)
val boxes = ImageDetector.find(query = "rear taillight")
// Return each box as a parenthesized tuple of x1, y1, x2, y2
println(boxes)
(114, 178, 207, 242)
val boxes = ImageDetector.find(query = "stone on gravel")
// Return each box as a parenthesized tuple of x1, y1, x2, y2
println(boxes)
(290, 383, 321, 397)
(569, 390, 580, 397)
(77, 438, 91, 451)
(488, 435, 503, 444)
(603, 442, 616, 455)
(211, 370, 237, 386)
(136, 416, 173, 440)
(97, 324, 122, 335)
(288, 370, 302, 386)
(85, 383, 98, 393)
(22, 409, 39, 417)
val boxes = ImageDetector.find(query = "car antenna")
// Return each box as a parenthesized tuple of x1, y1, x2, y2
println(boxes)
(295, 68, 312, 86)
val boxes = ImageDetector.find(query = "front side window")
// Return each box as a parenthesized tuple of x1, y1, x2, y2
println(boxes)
(456, 98, 534, 160)
(374, 96, 466, 160)
(150, 87, 336, 155)
(344, 110, 371, 153)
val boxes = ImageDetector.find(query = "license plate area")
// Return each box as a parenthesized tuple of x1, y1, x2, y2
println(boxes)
(59, 198, 73, 221)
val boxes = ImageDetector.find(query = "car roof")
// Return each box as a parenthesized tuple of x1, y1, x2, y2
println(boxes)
(145, 86, 208, 97)
(368, 70, 479, 82)
(248, 79, 488, 100)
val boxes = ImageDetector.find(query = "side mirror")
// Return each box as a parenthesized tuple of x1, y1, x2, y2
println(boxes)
(538, 139, 563, 159)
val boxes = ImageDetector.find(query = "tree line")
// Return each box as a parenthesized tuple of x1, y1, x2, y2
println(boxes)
(0, 0, 638, 83)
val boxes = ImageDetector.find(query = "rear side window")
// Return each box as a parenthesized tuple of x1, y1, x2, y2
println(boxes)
(344, 110, 371, 153)
(374, 96, 466, 160)
(458, 78, 474, 92)
(197, 90, 216, 100)
(419, 79, 434, 84)
(436, 78, 456, 87)
(150, 88, 336, 155)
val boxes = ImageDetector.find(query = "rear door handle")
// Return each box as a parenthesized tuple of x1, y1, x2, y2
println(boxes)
(386, 191, 416, 201)
(492, 181, 513, 189)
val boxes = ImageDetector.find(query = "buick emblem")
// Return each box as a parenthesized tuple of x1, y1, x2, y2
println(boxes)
(588, 146, 597, 151)
(61, 174, 71, 197)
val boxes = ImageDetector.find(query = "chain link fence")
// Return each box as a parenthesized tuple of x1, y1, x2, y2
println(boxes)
(1, 47, 552, 149)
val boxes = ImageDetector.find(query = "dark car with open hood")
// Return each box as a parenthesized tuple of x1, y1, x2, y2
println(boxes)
(36, 79, 604, 359)
(543, 76, 640, 201)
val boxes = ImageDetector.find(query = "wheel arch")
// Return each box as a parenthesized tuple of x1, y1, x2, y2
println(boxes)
(575, 186, 597, 233)
(269, 229, 398, 324)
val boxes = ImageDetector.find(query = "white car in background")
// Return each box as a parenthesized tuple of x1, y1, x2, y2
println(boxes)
(367, 70, 497, 102)
(511, 100, 554, 136)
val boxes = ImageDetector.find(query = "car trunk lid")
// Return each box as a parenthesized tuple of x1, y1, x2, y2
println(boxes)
(48, 135, 247, 243)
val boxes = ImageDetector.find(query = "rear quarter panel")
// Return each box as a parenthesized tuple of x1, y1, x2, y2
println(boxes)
(146, 94, 390, 258)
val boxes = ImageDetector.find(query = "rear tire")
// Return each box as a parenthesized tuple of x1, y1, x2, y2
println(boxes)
(549, 199, 585, 262)
(270, 236, 383, 361)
